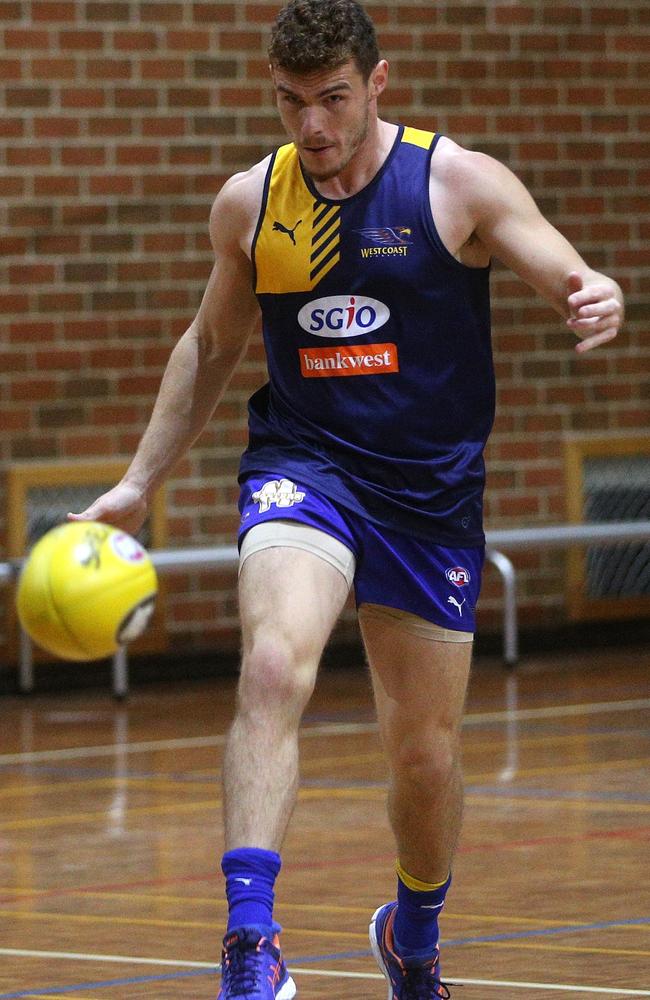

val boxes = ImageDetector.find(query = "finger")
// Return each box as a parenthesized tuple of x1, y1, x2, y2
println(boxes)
(574, 327, 618, 353)
(67, 511, 93, 521)
(567, 315, 617, 333)
(572, 297, 619, 320)
(566, 271, 583, 297)
(567, 285, 615, 312)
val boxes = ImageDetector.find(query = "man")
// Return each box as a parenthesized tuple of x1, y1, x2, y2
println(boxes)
(70, 1, 624, 997)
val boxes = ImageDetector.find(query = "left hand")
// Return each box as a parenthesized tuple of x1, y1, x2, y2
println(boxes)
(566, 271, 623, 353)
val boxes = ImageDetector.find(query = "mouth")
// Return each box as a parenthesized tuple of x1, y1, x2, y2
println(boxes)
(304, 144, 334, 155)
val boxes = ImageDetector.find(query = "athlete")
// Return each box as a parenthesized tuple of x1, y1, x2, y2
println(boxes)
(69, 1, 624, 997)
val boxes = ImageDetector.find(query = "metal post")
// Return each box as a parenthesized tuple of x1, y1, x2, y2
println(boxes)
(112, 646, 129, 700)
(18, 628, 34, 694)
(485, 548, 519, 667)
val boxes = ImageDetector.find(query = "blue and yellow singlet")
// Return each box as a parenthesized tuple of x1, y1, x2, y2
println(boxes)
(239, 125, 494, 545)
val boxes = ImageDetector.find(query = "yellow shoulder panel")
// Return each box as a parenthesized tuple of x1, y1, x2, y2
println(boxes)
(254, 144, 341, 294)
(401, 126, 436, 150)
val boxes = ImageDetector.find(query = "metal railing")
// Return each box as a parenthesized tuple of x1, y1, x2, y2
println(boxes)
(2, 520, 649, 698)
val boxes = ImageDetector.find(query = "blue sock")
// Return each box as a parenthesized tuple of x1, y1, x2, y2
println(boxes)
(221, 847, 282, 933)
(393, 865, 451, 958)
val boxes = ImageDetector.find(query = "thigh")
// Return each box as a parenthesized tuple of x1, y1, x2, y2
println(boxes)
(239, 535, 352, 663)
(360, 608, 473, 755)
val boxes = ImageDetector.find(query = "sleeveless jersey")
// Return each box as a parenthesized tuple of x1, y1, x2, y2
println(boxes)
(240, 125, 495, 545)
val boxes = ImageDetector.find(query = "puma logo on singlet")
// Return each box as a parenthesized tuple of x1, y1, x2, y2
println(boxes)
(273, 219, 302, 245)
(447, 596, 466, 616)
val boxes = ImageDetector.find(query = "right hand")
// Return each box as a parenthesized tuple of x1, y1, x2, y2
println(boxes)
(67, 482, 149, 537)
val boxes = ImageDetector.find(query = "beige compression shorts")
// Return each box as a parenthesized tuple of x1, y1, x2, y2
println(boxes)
(239, 520, 473, 643)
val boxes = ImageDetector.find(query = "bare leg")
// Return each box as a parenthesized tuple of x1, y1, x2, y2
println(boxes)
(222, 546, 350, 851)
(360, 608, 473, 882)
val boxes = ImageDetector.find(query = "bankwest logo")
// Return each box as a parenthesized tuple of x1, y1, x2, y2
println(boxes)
(300, 343, 399, 378)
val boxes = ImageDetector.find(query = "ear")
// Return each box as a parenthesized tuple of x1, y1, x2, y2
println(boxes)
(368, 59, 389, 100)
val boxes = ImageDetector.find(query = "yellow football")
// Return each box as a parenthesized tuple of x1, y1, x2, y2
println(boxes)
(16, 521, 158, 661)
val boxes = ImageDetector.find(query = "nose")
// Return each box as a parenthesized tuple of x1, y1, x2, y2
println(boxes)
(299, 106, 326, 144)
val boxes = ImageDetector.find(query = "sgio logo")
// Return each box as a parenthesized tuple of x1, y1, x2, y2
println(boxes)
(445, 566, 471, 587)
(297, 295, 390, 338)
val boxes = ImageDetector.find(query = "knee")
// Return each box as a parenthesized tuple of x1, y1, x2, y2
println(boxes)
(391, 729, 460, 789)
(238, 634, 317, 717)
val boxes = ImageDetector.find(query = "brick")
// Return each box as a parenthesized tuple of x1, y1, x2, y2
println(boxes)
(61, 146, 106, 167)
(0, 176, 25, 196)
(31, 2, 76, 20)
(140, 2, 184, 22)
(62, 319, 110, 341)
(58, 28, 104, 49)
(84, 1, 130, 19)
(31, 57, 76, 79)
(167, 28, 211, 49)
(4, 28, 50, 48)
(116, 144, 162, 165)
(0, 58, 23, 79)
(194, 56, 238, 77)
(34, 175, 80, 196)
(0, 117, 25, 138)
(115, 87, 160, 108)
(61, 88, 106, 109)
(192, 3, 236, 21)
(114, 29, 159, 50)
(92, 290, 138, 311)
(38, 403, 85, 428)
(35, 117, 81, 138)
(141, 115, 187, 136)
(5, 87, 51, 108)
(37, 293, 84, 313)
(0, 408, 31, 431)
(116, 203, 162, 225)
(86, 59, 133, 80)
(8, 205, 53, 227)
(142, 58, 186, 79)
(9, 374, 59, 399)
(89, 175, 135, 196)
(168, 86, 212, 108)
(61, 204, 108, 226)
(89, 232, 134, 252)
(7, 146, 52, 166)
(88, 116, 134, 136)
(64, 262, 109, 282)
(34, 234, 82, 254)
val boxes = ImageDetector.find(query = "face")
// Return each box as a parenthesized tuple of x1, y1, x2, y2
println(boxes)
(271, 59, 387, 182)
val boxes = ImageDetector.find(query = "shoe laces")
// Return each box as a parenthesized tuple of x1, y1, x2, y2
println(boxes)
(399, 958, 452, 1000)
(221, 931, 267, 996)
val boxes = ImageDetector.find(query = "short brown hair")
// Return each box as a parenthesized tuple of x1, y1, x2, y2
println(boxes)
(269, 0, 380, 81)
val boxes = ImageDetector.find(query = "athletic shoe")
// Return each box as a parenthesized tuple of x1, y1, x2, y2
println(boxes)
(217, 925, 296, 1000)
(369, 902, 451, 999)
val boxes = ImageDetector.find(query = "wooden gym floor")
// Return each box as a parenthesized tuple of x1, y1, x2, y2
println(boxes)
(0, 644, 648, 999)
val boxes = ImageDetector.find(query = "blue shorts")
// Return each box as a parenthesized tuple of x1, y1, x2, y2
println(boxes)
(238, 474, 484, 634)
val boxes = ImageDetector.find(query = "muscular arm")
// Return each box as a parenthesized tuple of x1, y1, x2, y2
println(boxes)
(436, 144, 624, 352)
(69, 166, 265, 533)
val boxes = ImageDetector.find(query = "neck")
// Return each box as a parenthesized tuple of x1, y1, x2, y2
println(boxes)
(310, 118, 397, 200)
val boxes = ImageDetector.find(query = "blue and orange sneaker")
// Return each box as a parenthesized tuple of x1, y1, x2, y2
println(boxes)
(369, 902, 451, 999)
(217, 926, 296, 1000)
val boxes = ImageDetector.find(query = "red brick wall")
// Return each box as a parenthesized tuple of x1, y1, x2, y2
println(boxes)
(1, 1, 648, 658)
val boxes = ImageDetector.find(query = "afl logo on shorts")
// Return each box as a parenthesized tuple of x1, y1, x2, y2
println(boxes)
(445, 566, 471, 587)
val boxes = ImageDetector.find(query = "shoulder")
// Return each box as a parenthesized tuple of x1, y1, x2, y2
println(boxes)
(209, 154, 274, 255)
(432, 136, 536, 220)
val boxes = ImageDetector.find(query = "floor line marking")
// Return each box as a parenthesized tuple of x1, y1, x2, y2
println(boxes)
(0, 951, 649, 996)
(1, 698, 649, 767)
